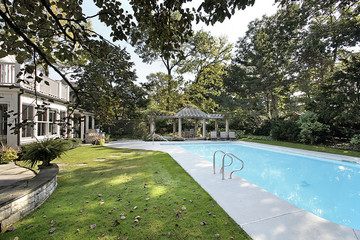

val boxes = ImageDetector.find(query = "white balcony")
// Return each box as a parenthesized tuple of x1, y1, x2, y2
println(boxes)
(0, 62, 69, 101)
(0, 62, 16, 84)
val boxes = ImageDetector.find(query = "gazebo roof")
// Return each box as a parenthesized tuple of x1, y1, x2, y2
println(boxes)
(148, 106, 226, 119)
(174, 106, 208, 119)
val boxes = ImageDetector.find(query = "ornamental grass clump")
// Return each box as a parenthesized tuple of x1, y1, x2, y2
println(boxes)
(21, 138, 68, 168)
(0, 145, 19, 164)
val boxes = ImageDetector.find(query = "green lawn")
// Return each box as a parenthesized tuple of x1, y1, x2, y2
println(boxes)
(240, 138, 360, 158)
(2, 145, 251, 240)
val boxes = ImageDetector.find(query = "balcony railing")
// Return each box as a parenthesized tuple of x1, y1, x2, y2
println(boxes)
(0, 63, 69, 101)
(0, 63, 16, 84)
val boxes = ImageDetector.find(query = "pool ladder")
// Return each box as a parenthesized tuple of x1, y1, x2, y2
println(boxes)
(213, 150, 244, 180)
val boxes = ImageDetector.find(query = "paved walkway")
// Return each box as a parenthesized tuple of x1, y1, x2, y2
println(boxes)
(0, 162, 36, 194)
(106, 140, 360, 240)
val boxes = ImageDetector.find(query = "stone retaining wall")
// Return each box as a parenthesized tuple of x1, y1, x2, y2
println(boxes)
(0, 164, 59, 232)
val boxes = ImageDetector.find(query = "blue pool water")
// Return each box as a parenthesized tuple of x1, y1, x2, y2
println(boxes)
(178, 142, 360, 230)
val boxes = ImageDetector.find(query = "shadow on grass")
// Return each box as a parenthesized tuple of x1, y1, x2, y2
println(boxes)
(1, 146, 251, 240)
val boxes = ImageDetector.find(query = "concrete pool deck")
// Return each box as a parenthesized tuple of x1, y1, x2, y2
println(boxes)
(106, 140, 360, 240)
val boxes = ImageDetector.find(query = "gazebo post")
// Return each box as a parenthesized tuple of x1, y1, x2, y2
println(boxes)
(225, 118, 229, 139)
(195, 121, 198, 138)
(202, 119, 206, 139)
(178, 118, 182, 138)
(149, 117, 155, 134)
(173, 119, 176, 137)
(215, 119, 218, 133)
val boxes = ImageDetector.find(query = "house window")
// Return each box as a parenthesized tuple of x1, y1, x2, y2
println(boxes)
(49, 110, 57, 135)
(21, 104, 34, 137)
(37, 109, 47, 136)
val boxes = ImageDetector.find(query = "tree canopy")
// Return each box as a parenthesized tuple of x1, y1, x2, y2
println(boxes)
(2, 0, 360, 144)
(0, 0, 259, 133)
(222, 0, 360, 142)
(0, 0, 257, 86)
(74, 44, 147, 125)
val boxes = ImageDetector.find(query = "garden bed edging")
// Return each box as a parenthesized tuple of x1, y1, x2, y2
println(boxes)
(0, 164, 59, 232)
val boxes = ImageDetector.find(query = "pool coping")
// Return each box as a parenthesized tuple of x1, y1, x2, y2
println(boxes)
(106, 140, 360, 240)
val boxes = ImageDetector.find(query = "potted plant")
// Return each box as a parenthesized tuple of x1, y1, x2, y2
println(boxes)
(21, 138, 68, 168)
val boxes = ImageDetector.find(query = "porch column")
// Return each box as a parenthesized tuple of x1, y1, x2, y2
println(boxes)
(202, 119, 206, 139)
(70, 116, 74, 138)
(178, 118, 182, 137)
(80, 115, 85, 141)
(85, 115, 89, 134)
(55, 110, 60, 136)
(45, 110, 49, 136)
(215, 119, 218, 133)
(149, 117, 155, 134)
(33, 109, 38, 138)
(225, 118, 229, 139)
(64, 111, 70, 138)
(91, 116, 95, 129)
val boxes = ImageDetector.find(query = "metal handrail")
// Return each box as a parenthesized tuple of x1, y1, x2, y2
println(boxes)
(213, 150, 226, 174)
(152, 133, 169, 144)
(220, 154, 234, 173)
(221, 152, 244, 180)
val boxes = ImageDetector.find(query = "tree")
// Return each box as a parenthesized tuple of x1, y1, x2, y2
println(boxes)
(75, 44, 147, 126)
(131, 0, 257, 78)
(0, 0, 258, 83)
(285, 0, 360, 102)
(310, 53, 360, 138)
(142, 72, 184, 112)
(139, 30, 233, 114)
(131, 10, 190, 78)
(224, 0, 360, 142)
(178, 30, 233, 112)
(227, 8, 303, 121)
(0, 0, 99, 89)
(0, 0, 259, 134)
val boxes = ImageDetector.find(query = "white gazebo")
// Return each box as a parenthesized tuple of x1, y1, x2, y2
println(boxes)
(148, 106, 230, 139)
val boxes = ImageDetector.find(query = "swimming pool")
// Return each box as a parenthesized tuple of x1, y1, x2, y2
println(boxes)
(178, 142, 360, 230)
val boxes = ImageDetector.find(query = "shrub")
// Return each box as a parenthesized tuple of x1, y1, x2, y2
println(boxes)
(297, 112, 330, 144)
(57, 138, 82, 150)
(68, 138, 82, 148)
(254, 120, 272, 136)
(105, 134, 111, 143)
(21, 138, 68, 168)
(134, 121, 149, 139)
(234, 130, 246, 139)
(242, 135, 274, 141)
(0, 145, 19, 164)
(270, 119, 300, 142)
(350, 134, 360, 147)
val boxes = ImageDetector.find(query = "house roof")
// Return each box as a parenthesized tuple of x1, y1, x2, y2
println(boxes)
(0, 55, 16, 64)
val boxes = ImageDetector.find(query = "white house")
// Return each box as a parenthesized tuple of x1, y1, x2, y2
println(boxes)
(0, 56, 95, 147)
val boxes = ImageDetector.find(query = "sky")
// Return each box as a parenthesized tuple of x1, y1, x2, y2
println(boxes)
(74, 0, 280, 83)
